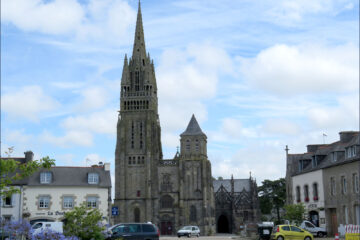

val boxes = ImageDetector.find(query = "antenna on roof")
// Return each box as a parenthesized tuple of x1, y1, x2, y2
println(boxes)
(323, 133, 327, 144)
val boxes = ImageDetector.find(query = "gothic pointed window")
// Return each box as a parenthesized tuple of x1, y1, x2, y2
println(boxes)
(186, 140, 190, 152)
(195, 139, 199, 152)
(190, 205, 197, 222)
(134, 208, 140, 222)
(135, 72, 140, 91)
(160, 195, 173, 209)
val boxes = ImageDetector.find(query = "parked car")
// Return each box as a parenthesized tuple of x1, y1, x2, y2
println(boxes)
(107, 223, 159, 240)
(177, 226, 200, 238)
(300, 220, 327, 237)
(271, 224, 313, 240)
(31, 222, 63, 235)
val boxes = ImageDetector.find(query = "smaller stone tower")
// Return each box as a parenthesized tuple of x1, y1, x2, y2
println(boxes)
(180, 114, 207, 158)
(178, 115, 215, 235)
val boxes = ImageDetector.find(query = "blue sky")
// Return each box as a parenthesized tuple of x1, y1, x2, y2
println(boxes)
(1, 0, 359, 187)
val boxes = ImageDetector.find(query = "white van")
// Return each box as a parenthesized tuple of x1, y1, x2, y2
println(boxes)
(32, 222, 64, 235)
(300, 220, 327, 237)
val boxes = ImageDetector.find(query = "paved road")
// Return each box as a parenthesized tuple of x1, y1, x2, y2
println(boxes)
(161, 234, 238, 240)
(160, 236, 337, 240)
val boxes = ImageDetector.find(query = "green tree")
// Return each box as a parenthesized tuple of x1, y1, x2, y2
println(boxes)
(0, 148, 55, 198)
(258, 178, 286, 223)
(284, 203, 305, 225)
(64, 204, 105, 240)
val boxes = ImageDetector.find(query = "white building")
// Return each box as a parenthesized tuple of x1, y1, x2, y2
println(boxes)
(1, 186, 23, 222)
(292, 169, 326, 229)
(1, 151, 34, 222)
(22, 163, 112, 225)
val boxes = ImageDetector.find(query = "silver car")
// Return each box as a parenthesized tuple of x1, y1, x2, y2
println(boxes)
(177, 226, 200, 238)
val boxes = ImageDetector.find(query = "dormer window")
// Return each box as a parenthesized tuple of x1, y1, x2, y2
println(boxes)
(330, 152, 337, 162)
(40, 172, 52, 184)
(88, 173, 99, 184)
(346, 146, 356, 158)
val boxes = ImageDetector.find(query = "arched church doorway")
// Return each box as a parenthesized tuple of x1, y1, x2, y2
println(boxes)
(217, 215, 230, 233)
(309, 211, 319, 227)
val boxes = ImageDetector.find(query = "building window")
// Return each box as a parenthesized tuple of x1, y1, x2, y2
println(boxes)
(195, 139, 199, 152)
(304, 185, 309, 202)
(341, 176, 347, 194)
(40, 172, 52, 184)
(190, 205, 197, 222)
(3, 195, 12, 207)
(330, 177, 336, 196)
(63, 196, 74, 209)
(134, 208, 140, 222)
(344, 206, 349, 224)
(39, 196, 50, 208)
(88, 173, 99, 184)
(186, 140, 190, 152)
(355, 205, 360, 225)
(330, 152, 337, 162)
(160, 195, 174, 209)
(313, 183, 319, 201)
(352, 146, 356, 157)
(296, 186, 301, 202)
(312, 156, 317, 167)
(353, 173, 359, 193)
(86, 196, 98, 208)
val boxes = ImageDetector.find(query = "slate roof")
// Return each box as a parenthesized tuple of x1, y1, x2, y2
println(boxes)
(25, 166, 112, 188)
(213, 179, 250, 192)
(180, 114, 206, 136)
(289, 131, 360, 177)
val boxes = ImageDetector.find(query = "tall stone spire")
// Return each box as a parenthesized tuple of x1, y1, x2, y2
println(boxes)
(132, 0, 146, 60)
(121, 54, 129, 85)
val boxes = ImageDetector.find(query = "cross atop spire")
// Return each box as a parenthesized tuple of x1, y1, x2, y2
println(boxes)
(132, 0, 146, 59)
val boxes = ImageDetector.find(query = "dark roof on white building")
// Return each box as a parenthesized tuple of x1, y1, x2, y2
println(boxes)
(27, 166, 111, 187)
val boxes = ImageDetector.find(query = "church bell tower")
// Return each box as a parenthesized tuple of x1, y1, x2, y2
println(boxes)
(114, 1, 162, 223)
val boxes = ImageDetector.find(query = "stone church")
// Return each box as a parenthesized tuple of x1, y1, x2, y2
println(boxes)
(114, 2, 259, 235)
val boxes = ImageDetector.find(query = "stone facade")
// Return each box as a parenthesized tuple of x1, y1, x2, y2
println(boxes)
(286, 131, 360, 236)
(213, 177, 260, 234)
(113, 3, 215, 235)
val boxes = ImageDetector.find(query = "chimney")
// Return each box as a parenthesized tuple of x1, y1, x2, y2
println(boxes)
(339, 131, 357, 143)
(104, 162, 110, 171)
(306, 144, 326, 153)
(24, 151, 34, 163)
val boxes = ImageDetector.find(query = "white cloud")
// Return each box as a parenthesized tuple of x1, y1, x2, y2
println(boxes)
(2, 0, 136, 44)
(61, 109, 117, 135)
(307, 94, 359, 130)
(267, 0, 354, 24)
(75, 87, 110, 111)
(210, 142, 285, 182)
(221, 118, 243, 138)
(263, 119, 301, 136)
(41, 130, 93, 147)
(2, 85, 59, 121)
(157, 43, 233, 151)
(2, 0, 84, 35)
(158, 43, 233, 100)
(240, 44, 359, 95)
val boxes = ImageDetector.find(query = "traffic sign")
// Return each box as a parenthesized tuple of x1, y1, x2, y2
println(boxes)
(112, 206, 119, 216)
